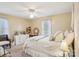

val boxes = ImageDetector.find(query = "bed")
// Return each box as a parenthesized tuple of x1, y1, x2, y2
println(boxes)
(23, 32, 74, 57)
(23, 35, 64, 57)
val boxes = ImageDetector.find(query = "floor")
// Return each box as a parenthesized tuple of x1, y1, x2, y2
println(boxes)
(3, 44, 73, 57)
(4, 44, 31, 57)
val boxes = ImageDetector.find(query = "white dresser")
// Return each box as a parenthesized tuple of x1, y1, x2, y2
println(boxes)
(14, 34, 29, 45)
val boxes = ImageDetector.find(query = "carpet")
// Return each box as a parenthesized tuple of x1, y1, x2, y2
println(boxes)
(5, 44, 31, 57)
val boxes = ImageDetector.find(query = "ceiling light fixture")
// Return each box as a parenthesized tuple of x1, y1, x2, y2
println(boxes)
(29, 8, 36, 18)
(30, 14, 34, 18)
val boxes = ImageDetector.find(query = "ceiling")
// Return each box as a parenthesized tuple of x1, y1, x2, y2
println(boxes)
(0, 2, 73, 19)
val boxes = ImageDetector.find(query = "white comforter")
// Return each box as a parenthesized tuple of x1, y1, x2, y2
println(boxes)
(24, 35, 63, 57)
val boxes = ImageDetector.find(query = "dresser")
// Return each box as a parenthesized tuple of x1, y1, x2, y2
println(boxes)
(14, 34, 29, 45)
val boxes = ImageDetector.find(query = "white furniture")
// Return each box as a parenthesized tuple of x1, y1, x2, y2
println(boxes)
(14, 34, 29, 45)
(24, 35, 63, 57)
(0, 41, 9, 45)
(0, 41, 9, 56)
(24, 32, 74, 57)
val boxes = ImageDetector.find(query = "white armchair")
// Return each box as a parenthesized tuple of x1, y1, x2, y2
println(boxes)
(0, 41, 10, 56)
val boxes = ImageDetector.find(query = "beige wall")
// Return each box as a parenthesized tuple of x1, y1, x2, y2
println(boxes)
(74, 3, 79, 57)
(0, 12, 72, 40)
(0, 13, 31, 39)
(31, 12, 72, 35)
(52, 12, 72, 34)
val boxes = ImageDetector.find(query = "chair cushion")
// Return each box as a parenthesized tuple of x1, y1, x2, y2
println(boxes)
(0, 41, 9, 45)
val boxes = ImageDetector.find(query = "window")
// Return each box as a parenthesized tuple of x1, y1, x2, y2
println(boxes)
(42, 20, 51, 35)
(0, 18, 9, 35)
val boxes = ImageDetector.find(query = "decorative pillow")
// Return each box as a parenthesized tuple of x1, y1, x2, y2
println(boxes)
(60, 40, 69, 52)
(53, 31, 62, 37)
(64, 32, 74, 46)
(49, 35, 55, 41)
(64, 30, 69, 37)
(55, 32, 64, 42)
(49, 31, 62, 41)
(60, 32, 74, 52)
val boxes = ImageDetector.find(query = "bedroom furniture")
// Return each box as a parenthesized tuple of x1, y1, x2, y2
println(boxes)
(14, 34, 29, 45)
(0, 41, 9, 56)
(0, 35, 11, 48)
(24, 41, 63, 57)
(24, 35, 63, 57)
(24, 32, 74, 57)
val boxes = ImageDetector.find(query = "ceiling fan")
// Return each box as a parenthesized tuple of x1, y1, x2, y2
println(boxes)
(28, 8, 37, 18)
(14, 5, 43, 18)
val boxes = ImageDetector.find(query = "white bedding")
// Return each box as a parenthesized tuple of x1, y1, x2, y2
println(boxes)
(24, 35, 63, 57)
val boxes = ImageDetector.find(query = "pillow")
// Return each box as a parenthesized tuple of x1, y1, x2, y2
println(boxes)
(49, 35, 55, 41)
(64, 32, 74, 46)
(60, 32, 74, 52)
(64, 30, 69, 37)
(60, 40, 69, 52)
(49, 31, 62, 41)
(55, 32, 64, 42)
(53, 31, 62, 37)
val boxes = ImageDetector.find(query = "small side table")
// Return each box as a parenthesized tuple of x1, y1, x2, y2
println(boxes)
(0, 41, 9, 56)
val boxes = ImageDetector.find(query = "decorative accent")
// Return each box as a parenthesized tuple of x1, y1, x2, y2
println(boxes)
(33, 28, 39, 36)
(26, 26, 31, 35)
